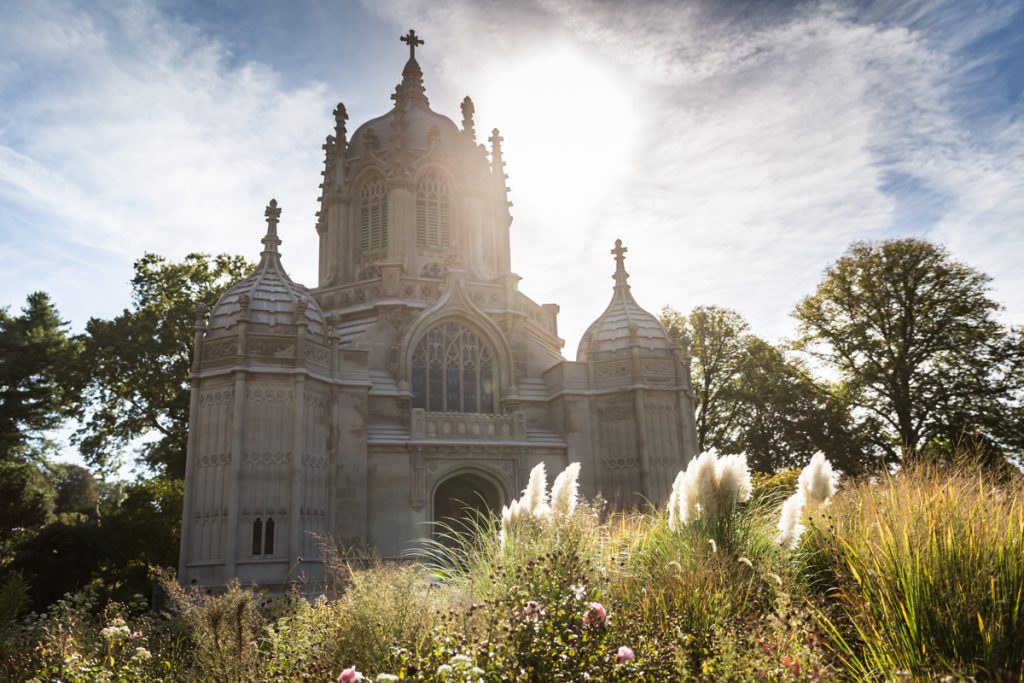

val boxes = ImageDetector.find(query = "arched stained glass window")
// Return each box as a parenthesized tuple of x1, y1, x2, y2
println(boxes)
(412, 322, 494, 413)
(415, 172, 451, 249)
(359, 175, 388, 253)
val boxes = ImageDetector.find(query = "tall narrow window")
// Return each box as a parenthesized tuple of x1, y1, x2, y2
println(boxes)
(359, 175, 388, 253)
(264, 518, 275, 555)
(251, 518, 263, 556)
(415, 172, 451, 249)
(411, 322, 494, 413)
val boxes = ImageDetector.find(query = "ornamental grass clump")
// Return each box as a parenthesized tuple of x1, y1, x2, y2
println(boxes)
(776, 452, 839, 550)
(666, 449, 753, 531)
(499, 462, 582, 547)
(811, 461, 1024, 680)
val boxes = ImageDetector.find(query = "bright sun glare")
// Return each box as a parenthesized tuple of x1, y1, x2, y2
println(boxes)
(470, 46, 639, 226)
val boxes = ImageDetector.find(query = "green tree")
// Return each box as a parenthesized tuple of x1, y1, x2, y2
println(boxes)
(74, 253, 251, 477)
(0, 460, 55, 557)
(52, 463, 99, 516)
(794, 238, 1024, 463)
(662, 305, 867, 472)
(0, 292, 79, 460)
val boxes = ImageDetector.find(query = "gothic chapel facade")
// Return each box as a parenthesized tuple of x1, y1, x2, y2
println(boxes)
(179, 32, 698, 588)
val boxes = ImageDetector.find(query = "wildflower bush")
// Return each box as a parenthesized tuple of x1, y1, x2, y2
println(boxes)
(2, 453, 1022, 682)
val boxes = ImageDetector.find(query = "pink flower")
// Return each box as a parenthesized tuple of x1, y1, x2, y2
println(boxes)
(614, 646, 635, 664)
(129, 630, 143, 640)
(338, 666, 363, 682)
(782, 655, 801, 676)
(582, 601, 607, 627)
(523, 600, 543, 622)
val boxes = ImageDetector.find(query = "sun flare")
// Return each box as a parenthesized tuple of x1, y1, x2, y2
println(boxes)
(469, 45, 639, 225)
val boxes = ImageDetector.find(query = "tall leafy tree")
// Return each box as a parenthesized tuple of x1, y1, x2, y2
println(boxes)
(0, 292, 79, 460)
(662, 306, 866, 472)
(794, 238, 1024, 463)
(74, 253, 251, 477)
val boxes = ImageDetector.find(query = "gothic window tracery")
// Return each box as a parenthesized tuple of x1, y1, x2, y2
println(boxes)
(415, 172, 451, 249)
(359, 174, 388, 253)
(412, 322, 494, 413)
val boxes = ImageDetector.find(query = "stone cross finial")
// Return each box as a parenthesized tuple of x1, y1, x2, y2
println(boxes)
(400, 29, 424, 59)
(262, 198, 282, 253)
(611, 239, 629, 287)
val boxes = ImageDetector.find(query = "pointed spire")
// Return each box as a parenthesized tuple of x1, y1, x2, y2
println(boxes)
(262, 199, 282, 254)
(461, 96, 476, 142)
(490, 128, 513, 209)
(611, 239, 629, 288)
(489, 128, 504, 170)
(392, 30, 429, 109)
(333, 102, 348, 145)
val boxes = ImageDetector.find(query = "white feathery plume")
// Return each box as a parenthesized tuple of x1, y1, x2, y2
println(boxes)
(776, 491, 806, 550)
(550, 462, 581, 517)
(667, 469, 686, 531)
(690, 449, 722, 523)
(716, 452, 753, 513)
(522, 462, 550, 518)
(798, 451, 838, 506)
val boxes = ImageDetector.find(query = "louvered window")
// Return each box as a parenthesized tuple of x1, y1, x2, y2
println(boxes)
(359, 175, 388, 253)
(415, 172, 451, 249)
(411, 322, 494, 413)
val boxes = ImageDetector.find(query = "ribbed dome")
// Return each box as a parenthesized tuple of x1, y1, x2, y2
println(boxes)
(206, 200, 327, 339)
(347, 58, 464, 158)
(577, 240, 673, 361)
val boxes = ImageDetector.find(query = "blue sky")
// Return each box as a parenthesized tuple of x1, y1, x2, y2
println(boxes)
(1, 0, 1022, 356)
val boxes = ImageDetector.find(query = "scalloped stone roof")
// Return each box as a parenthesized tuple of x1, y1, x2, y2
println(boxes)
(347, 58, 464, 158)
(206, 200, 327, 339)
(577, 241, 673, 361)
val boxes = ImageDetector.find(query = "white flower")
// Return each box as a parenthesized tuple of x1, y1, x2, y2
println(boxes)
(436, 664, 453, 677)
(449, 654, 474, 670)
(99, 624, 131, 643)
(799, 451, 838, 505)
(375, 675, 400, 682)
(133, 647, 152, 662)
(550, 462, 581, 517)
(776, 491, 806, 549)
(521, 462, 550, 518)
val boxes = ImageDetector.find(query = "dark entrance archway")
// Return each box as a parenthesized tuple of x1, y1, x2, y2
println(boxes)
(432, 472, 502, 536)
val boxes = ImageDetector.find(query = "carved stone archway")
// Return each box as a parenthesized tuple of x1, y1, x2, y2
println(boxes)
(431, 470, 502, 537)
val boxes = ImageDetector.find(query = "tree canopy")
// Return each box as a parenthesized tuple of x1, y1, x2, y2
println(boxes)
(661, 305, 867, 472)
(0, 292, 79, 460)
(793, 238, 1024, 463)
(73, 253, 252, 477)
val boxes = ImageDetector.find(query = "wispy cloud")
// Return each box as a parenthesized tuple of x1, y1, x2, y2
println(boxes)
(0, 0, 331, 323)
(1, 0, 1021, 354)
(368, 0, 1024, 347)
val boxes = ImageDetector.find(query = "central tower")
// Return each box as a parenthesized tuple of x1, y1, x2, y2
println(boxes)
(315, 30, 513, 289)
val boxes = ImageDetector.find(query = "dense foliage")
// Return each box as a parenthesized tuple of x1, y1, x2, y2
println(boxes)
(73, 252, 252, 477)
(794, 238, 1024, 463)
(1, 462, 1020, 681)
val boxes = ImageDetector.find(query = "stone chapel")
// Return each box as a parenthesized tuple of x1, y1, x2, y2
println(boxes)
(178, 31, 698, 589)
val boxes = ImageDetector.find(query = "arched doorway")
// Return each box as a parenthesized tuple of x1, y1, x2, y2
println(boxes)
(432, 472, 502, 536)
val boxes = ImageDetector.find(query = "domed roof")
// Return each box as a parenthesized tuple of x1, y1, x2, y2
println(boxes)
(347, 57, 464, 159)
(206, 199, 327, 339)
(577, 240, 674, 361)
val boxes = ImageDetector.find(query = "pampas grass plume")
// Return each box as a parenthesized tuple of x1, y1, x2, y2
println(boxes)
(799, 451, 838, 505)
(550, 462, 581, 517)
